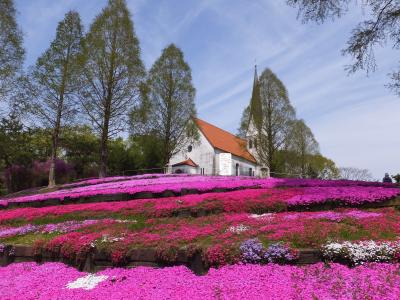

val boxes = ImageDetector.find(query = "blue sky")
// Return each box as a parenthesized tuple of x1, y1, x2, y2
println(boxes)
(15, 0, 400, 179)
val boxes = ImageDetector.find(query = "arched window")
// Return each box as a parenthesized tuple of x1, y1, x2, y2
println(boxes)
(249, 139, 253, 149)
(187, 145, 192, 152)
(235, 163, 240, 176)
(254, 139, 257, 149)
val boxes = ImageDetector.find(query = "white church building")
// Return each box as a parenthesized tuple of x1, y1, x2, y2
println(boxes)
(167, 67, 269, 177)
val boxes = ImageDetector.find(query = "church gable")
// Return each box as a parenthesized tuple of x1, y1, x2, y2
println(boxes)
(193, 118, 256, 163)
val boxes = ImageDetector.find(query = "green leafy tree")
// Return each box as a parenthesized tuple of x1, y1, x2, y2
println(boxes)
(128, 134, 164, 172)
(61, 125, 99, 178)
(286, 119, 319, 176)
(238, 105, 250, 138)
(107, 137, 138, 175)
(0, 0, 24, 101)
(392, 174, 400, 184)
(0, 113, 36, 168)
(131, 44, 198, 165)
(28, 11, 84, 187)
(78, 0, 145, 178)
(0, 115, 53, 194)
(307, 154, 339, 179)
(287, 0, 400, 95)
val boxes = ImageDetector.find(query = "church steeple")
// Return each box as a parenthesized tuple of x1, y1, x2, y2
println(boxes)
(249, 65, 262, 130)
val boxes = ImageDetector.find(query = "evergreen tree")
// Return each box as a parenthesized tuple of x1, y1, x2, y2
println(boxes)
(28, 11, 84, 187)
(78, 0, 145, 178)
(131, 44, 197, 165)
(0, 0, 24, 101)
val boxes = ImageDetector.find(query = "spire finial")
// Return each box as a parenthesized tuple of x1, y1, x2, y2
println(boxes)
(253, 61, 258, 84)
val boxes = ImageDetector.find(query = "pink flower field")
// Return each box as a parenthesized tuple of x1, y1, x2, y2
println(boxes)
(0, 175, 397, 209)
(1, 174, 400, 299)
(1, 262, 400, 299)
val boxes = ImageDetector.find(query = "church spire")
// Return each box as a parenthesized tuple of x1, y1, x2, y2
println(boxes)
(253, 64, 258, 88)
(249, 64, 262, 130)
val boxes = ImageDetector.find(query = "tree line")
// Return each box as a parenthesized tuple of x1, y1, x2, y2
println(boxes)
(0, 0, 379, 194)
(0, 0, 198, 193)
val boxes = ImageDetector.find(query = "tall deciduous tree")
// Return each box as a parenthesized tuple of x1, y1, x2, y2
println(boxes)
(28, 11, 83, 187)
(242, 68, 296, 173)
(339, 166, 374, 181)
(287, 0, 400, 96)
(131, 44, 197, 165)
(0, 0, 24, 101)
(78, 0, 145, 178)
(287, 119, 319, 175)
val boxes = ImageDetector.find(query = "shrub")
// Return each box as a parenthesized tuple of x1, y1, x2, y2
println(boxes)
(3, 159, 76, 193)
(3, 164, 33, 193)
(263, 243, 298, 264)
(240, 239, 264, 263)
(32, 159, 75, 186)
(240, 239, 298, 264)
(204, 245, 238, 267)
(321, 241, 400, 265)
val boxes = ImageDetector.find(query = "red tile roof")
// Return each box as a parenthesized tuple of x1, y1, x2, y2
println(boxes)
(193, 118, 256, 163)
(172, 158, 198, 167)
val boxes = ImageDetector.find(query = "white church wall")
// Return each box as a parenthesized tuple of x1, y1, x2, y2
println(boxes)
(216, 152, 232, 176)
(169, 130, 215, 175)
(231, 155, 257, 176)
(214, 149, 257, 176)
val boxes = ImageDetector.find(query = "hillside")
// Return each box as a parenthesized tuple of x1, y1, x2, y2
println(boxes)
(1, 174, 400, 298)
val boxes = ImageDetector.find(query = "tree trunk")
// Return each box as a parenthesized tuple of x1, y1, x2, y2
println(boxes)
(48, 96, 63, 188)
(99, 82, 112, 178)
(48, 52, 69, 188)
(99, 126, 109, 178)
(48, 147, 57, 188)
(98, 31, 117, 179)
(48, 112, 61, 188)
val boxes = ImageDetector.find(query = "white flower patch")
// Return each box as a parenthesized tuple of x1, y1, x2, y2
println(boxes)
(249, 213, 274, 221)
(66, 274, 108, 290)
(226, 224, 249, 234)
(322, 240, 400, 265)
(115, 219, 137, 223)
(100, 234, 125, 243)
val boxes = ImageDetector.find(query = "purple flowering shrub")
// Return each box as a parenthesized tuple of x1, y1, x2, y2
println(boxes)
(3, 165, 32, 193)
(240, 239, 264, 263)
(240, 239, 298, 264)
(31, 159, 75, 187)
(3, 160, 75, 193)
(264, 242, 298, 263)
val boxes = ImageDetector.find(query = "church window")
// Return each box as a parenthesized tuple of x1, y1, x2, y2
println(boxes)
(249, 139, 253, 149)
(187, 145, 192, 152)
